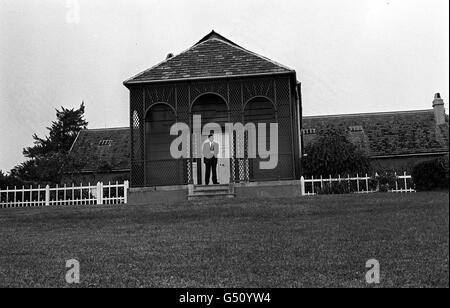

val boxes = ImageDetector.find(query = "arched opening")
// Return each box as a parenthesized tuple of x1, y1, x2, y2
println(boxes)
(145, 103, 181, 186)
(191, 93, 228, 124)
(191, 93, 229, 185)
(244, 97, 277, 181)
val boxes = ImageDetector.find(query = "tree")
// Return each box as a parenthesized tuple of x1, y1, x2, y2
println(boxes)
(302, 127, 372, 177)
(0, 170, 24, 189)
(23, 103, 88, 158)
(11, 103, 88, 184)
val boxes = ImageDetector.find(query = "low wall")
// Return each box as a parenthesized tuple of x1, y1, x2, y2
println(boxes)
(128, 185, 188, 205)
(129, 181, 303, 204)
(234, 180, 302, 199)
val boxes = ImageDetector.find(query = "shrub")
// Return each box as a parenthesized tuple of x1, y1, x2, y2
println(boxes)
(412, 156, 449, 191)
(317, 181, 352, 195)
(437, 155, 449, 184)
(0, 170, 25, 190)
(302, 127, 372, 177)
(375, 172, 398, 192)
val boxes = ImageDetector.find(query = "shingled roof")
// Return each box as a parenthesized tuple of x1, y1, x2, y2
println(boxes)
(69, 128, 130, 172)
(124, 31, 295, 85)
(303, 110, 449, 157)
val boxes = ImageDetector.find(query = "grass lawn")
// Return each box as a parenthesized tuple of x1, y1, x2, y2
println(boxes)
(0, 192, 448, 288)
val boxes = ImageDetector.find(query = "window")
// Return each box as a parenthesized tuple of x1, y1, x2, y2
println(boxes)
(302, 128, 316, 135)
(99, 139, 113, 146)
(349, 125, 363, 132)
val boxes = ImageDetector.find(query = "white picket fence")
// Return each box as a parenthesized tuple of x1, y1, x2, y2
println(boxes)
(300, 172, 415, 196)
(0, 181, 129, 208)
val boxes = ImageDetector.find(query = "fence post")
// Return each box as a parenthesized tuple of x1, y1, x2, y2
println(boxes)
(45, 185, 50, 206)
(21, 186, 25, 207)
(394, 172, 398, 192)
(404, 172, 408, 192)
(96, 182, 104, 205)
(375, 173, 379, 192)
(4, 186, 8, 208)
(356, 174, 360, 192)
(124, 181, 129, 204)
(300, 176, 305, 196)
(366, 174, 369, 193)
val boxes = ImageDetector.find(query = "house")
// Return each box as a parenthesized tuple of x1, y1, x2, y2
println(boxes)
(66, 31, 448, 201)
(64, 127, 130, 184)
(122, 31, 303, 202)
(302, 93, 449, 172)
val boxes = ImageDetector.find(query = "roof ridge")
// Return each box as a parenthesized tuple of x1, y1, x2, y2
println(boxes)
(82, 127, 130, 132)
(304, 109, 434, 119)
(194, 30, 242, 48)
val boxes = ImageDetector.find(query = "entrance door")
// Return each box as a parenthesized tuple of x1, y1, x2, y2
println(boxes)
(192, 132, 230, 185)
(217, 132, 230, 184)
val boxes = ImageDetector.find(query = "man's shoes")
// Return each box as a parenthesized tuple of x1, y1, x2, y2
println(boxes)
(213, 182, 220, 185)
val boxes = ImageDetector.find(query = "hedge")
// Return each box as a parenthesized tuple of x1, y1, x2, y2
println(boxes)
(412, 155, 449, 191)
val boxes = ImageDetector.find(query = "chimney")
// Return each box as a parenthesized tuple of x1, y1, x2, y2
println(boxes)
(166, 53, 174, 60)
(432, 93, 446, 125)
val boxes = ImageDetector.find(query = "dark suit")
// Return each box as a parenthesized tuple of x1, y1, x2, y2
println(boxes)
(203, 141, 219, 185)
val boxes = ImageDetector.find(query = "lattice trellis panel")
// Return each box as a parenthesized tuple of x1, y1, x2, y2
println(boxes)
(132, 110, 141, 161)
(177, 84, 190, 115)
(177, 84, 191, 184)
(238, 159, 246, 182)
(278, 116, 292, 137)
(276, 154, 294, 180)
(275, 77, 295, 180)
(190, 81, 228, 106)
(144, 86, 176, 110)
(275, 77, 291, 106)
(145, 160, 184, 186)
(242, 78, 275, 104)
(185, 159, 191, 185)
(130, 87, 145, 187)
(229, 81, 242, 182)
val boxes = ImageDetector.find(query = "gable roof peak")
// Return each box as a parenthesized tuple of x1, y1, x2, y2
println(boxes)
(194, 30, 242, 48)
(124, 31, 295, 85)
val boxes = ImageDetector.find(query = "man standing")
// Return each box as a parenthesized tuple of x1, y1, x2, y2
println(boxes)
(203, 133, 220, 185)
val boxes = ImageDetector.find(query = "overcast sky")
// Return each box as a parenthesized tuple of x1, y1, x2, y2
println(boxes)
(0, 0, 449, 172)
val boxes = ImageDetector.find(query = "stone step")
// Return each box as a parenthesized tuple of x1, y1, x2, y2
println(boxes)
(188, 192, 236, 201)
(193, 185, 231, 192)
(188, 184, 235, 201)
